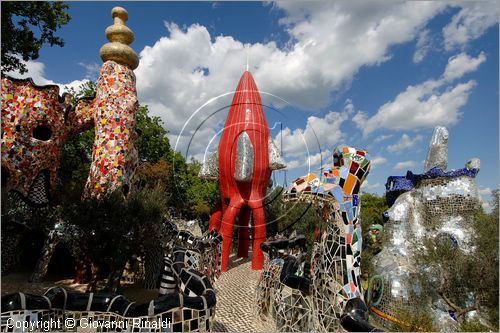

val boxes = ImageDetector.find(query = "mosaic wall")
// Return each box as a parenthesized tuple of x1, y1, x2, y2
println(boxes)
(256, 145, 379, 332)
(256, 235, 313, 332)
(368, 126, 483, 331)
(158, 219, 223, 290)
(1, 78, 67, 207)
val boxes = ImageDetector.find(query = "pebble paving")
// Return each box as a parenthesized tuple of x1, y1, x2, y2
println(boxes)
(212, 253, 276, 332)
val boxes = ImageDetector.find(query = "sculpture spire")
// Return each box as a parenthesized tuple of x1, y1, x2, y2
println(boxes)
(246, 45, 249, 71)
(99, 7, 139, 70)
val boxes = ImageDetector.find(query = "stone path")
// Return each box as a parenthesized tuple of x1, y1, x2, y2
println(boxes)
(212, 253, 275, 332)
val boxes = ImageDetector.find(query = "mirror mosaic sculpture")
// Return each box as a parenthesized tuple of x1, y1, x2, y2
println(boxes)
(368, 126, 484, 331)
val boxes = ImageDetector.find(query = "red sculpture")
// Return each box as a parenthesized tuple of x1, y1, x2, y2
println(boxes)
(200, 71, 285, 271)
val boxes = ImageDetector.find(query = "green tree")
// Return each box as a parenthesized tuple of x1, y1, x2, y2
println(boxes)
(264, 186, 321, 255)
(413, 200, 499, 330)
(184, 159, 219, 222)
(1, 1, 71, 74)
(66, 80, 97, 101)
(358, 192, 388, 278)
(58, 81, 97, 201)
(359, 192, 388, 227)
(62, 186, 168, 292)
(135, 106, 171, 163)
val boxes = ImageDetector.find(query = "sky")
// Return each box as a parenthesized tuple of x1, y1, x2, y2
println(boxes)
(6, 1, 499, 210)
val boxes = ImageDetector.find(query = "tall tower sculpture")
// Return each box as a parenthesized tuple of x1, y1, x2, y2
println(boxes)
(200, 71, 285, 271)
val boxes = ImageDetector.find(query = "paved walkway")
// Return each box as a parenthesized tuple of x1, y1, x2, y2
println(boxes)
(212, 254, 275, 332)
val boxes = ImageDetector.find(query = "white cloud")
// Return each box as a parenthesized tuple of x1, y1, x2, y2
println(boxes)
(354, 52, 485, 136)
(284, 149, 332, 171)
(134, 2, 449, 158)
(276, 100, 354, 159)
(361, 180, 382, 191)
(78, 62, 101, 80)
(443, 52, 486, 82)
(271, 1, 446, 103)
(277, 101, 358, 170)
(5, 59, 90, 95)
(374, 134, 394, 142)
(370, 156, 387, 168)
(478, 187, 493, 212)
(387, 134, 423, 153)
(394, 160, 417, 170)
(413, 29, 432, 63)
(443, 1, 498, 51)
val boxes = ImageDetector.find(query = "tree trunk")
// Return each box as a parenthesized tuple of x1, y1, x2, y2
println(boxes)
(29, 229, 59, 282)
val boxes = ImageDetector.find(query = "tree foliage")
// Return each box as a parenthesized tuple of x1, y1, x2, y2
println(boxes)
(1, 1, 71, 74)
(413, 198, 499, 330)
(359, 192, 388, 227)
(135, 106, 171, 163)
(359, 192, 388, 278)
(62, 186, 168, 291)
(183, 160, 219, 222)
(265, 187, 323, 255)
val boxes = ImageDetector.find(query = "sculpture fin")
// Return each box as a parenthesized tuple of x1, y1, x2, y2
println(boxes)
(268, 136, 286, 170)
(199, 151, 219, 180)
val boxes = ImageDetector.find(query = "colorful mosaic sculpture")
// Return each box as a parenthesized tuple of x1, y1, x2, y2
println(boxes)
(2, 77, 69, 207)
(368, 126, 484, 331)
(1, 6, 140, 285)
(199, 70, 285, 272)
(256, 146, 380, 332)
(1, 6, 138, 204)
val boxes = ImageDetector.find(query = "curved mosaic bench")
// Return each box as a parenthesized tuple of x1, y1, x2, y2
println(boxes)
(256, 236, 312, 332)
(152, 219, 222, 294)
(2, 274, 216, 332)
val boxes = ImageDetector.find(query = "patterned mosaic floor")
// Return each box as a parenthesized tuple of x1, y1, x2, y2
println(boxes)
(212, 253, 275, 332)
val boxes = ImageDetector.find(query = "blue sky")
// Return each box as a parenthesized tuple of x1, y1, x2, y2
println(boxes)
(8, 1, 499, 209)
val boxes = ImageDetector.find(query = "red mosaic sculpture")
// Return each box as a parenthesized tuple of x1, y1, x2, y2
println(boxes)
(2, 78, 67, 206)
(78, 61, 138, 199)
(201, 71, 285, 272)
(1, 7, 138, 203)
